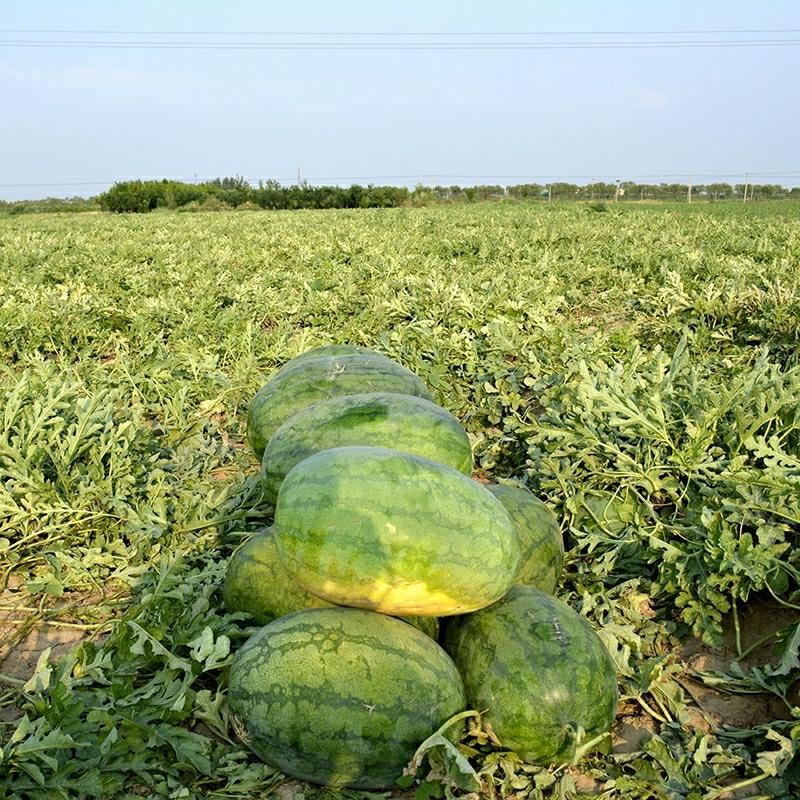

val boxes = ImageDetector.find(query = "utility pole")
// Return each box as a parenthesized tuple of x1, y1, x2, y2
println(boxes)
(547, 184, 552, 203)
(297, 167, 302, 188)
(640, 184, 645, 201)
(687, 176, 693, 203)
(614, 180, 621, 203)
(743, 172, 749, 203)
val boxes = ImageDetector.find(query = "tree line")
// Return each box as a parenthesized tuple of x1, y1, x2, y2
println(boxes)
(95, 178, 800, 212)
(2, 177, 798, 215)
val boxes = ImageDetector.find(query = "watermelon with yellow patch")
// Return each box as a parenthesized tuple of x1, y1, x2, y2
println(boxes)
(273, 446, 521, 616)
(223, 528, 439, 638)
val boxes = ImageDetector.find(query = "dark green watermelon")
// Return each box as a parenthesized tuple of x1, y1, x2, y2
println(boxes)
(223, 529, 439, 639)
(486, 483, 564, 593)
(228, 607, 466, 788)
(247, 352, 432, 459)
(274, 446, 521, 616)
(444, 585, 618, 764)
(260, 392, 472, 503)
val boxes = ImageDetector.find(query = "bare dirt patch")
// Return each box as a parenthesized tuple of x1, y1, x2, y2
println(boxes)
(678, 596, 800, 729)
(613, 702, 658, 754)
(0, 585, 125, 688)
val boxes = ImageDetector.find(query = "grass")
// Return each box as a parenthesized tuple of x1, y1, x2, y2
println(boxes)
(0, 201, 798, 799)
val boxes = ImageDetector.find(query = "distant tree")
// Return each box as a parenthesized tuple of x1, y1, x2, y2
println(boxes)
(706, 183, 733, 200)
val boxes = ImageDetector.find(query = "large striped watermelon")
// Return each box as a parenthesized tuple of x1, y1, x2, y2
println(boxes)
(223, 528, 439, 638)
(486, 483, 564, 593)
(443, 585, 618, 764)
(228, 607, 466, 788)
(247, 352, 432, 459)
(274, 446, 521, 616)
(260, 392, 472, 503)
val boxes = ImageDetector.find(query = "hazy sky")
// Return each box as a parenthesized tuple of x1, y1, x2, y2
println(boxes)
(1, 1, 798, 200)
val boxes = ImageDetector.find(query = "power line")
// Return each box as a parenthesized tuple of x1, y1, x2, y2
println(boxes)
(1, 38, 800, 51)
(3, 171, 800, 189)
(1, 28, 799, 35)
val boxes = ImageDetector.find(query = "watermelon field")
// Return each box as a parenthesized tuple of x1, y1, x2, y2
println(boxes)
(0, 201, 799, 799)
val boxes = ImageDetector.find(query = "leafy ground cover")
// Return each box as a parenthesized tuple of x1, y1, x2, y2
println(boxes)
(0, 202, 798, 799)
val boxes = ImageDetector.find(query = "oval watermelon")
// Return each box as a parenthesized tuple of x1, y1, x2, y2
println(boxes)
(247, 353, 432, 459)
(486, 483, 564, 593)
(228, 607, 466, 788)
(223, 528, 332, 622)
(443, 585, 618, 764)
(274, 446, 521, 616)
(223, 529, 439, 638)
(270, 344, 377, 381)
(260, 392, 472, 503)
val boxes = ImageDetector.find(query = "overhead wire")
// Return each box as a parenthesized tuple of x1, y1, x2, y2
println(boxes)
(2, 28, 800, 35)
(3, 171, 800, 190)
(1, 38, 799, 50)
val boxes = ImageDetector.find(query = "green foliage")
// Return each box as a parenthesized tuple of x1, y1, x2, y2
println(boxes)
(92, 179, 800, 215)
(0, 203, 798, 798)
(0, 197, 100, 216)
(0, 550, 282, 799)
(98, 179, 413, 213)
(523, 339, 800, 645)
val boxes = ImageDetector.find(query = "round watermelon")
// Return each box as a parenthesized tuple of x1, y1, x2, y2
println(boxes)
(228, 607, 466, 788)
(486, 483, 564, 593)
(274, 446, 521, 616)
(223, 529, 439, 638)
(247, 352, 432, 459)
(260, 392, 472, 503)
(444, 585, 618, 764)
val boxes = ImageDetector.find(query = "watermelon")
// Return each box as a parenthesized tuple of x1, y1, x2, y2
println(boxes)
(248, 352, 432, 459)
(274, 446, 521, 616)
(260, 392, 472, 503)
(486, 483, 564, 593)
(228, 607, 466, 788)
(443, 585, 618, 764)
(223, 528, 332, 622)
(270, 344, 376, 380)
(223, 529, 439, 638)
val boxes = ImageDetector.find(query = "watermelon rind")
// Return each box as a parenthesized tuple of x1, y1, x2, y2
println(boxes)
(486, 482, 564, 593)
(260, 392, 472, 503)
(269, 344, 376, 381)
(228, 607, 466, 788)
(223, 528, 333, 622)
(274, 446, 521, 616)
(247, 352, 432, 458)
(223, 528, 439, 638)
(443, 585, 618, 765)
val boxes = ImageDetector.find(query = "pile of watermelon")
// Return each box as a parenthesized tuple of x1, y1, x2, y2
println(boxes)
(222, 345, 618, 789)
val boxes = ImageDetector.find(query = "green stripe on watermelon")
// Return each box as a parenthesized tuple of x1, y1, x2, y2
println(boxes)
(223, 528, 439, 638)
(228, 607, 466, 789)
(260, 392, 472, 503)
(443, 585, 618, 765)
(486, 482, 564, 593)
(247, 353, 432, 459)
(274, 446, 521, 616)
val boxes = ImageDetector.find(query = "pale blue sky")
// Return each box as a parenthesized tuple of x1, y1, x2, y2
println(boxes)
(1, 1, 798, 200)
